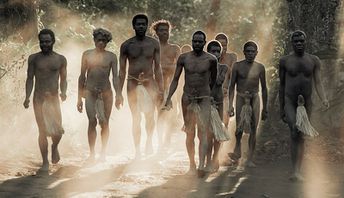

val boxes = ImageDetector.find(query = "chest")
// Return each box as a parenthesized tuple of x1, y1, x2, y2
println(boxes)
(127, 42, 155, 59)
(285, 58, 314, 76)
(184, 56, 210, 74)
(237, 64, 260, 79)
(161, 46, 176, 60)
(87, 54, 111, 69)
(35, 57, 61, 73)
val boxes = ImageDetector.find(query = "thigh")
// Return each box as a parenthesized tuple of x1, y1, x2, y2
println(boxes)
(33, 96, 46, 133)
(235, 95, 245, 124)
(284, 97, 297, 130)
(102, 89, 113, 120)
(85, 90, 97, 120)
(251, 95, 260, 130)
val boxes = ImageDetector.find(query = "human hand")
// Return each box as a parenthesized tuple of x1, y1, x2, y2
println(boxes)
(322, 99, 330, 109)
(23, 99, 30, 109)
(223, 88, 228, 96)
(157, 92, 164, 107)
(162, 99, 172, 111)
(228, 106, 235, 117)
(77, 99, 83, 113)
(115, 95, 124, 110)
(280, 110, 287, 123)
(60, 93, 67, 101)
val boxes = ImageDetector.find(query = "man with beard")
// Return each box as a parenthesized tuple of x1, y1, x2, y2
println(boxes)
(24, 29, 67, 172)
(164, 31, 217, 177)
(77, 28, 120, 162)
(279, 30, 329, 181)
(118, 14, 164, 159)
(150, 19, 180, 150)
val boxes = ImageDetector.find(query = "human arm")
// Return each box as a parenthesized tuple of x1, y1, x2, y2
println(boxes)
(223, 53, 237, 94)
(313, 56, 329, 108)
(278, 58, 286, 122)
(260, 64, 268, 120)
(23, 55, 35, 108)
(164, 55, 184, 110)
(154, 41, 164, 104)
(228, 62, 238, 116)
(117, 43, 128, 107)
(59, 56, 67, 101)
(110, 53, 122, 109)
(77, 52, 87, 112)
(209, 57, 218, 91)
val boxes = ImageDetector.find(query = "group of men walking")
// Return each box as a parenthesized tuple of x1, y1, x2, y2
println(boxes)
(23, 14, 328, 181)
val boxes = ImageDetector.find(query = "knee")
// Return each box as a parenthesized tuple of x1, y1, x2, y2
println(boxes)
(89, 118, 97, 128)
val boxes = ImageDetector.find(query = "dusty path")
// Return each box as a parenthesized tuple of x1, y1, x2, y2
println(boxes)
(0, 132, 343, 198)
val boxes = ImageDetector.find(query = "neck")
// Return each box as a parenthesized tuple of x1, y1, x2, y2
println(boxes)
(160, 40, 168, 45)
(193, 50, 203, 56)
(136, 34, 145, 41)
(42, 50, 53, 55)
(295, 51, 305, 57)
(96, 48, 105, 52)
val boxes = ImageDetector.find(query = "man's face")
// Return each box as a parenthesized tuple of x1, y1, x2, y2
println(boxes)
(133, 18, 148, 37)
(217, 38, 227, 53)
(192, 34, 206, 53)
(292, 35, 306, 53)
(156, 24, 169, 42)
(243, 46, 257, 63)
(94, 34, 108, 49)
(208, 45, 221, 60)
(39, 34, 54, 54)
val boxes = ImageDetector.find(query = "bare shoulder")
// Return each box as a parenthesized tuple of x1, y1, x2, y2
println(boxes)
(307, 53, 321, 63)
(105, 50, 117, 58)
(121, 37, 134, 49)
(170, 43, 180, 50)
(55, 52, 67, 63)
(28, 52, 40, 62)
(220, 63, 228, 69)
(228, 52, 237, 60)
(146, 36, 159, 46)
(205, 52, 217, 62)
(82, 49, 93, 56)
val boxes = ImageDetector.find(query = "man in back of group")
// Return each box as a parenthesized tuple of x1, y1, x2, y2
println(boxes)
(150, 19, 180, 150)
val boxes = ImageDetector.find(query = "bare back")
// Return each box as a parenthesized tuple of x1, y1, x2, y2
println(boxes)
(30, 52, 66, 94)
(232, 60, 265, 93)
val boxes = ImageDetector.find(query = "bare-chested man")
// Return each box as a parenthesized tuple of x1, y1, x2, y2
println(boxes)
(228, 41, 268, 167)
(77, 28, 120, 162)
(118, 14, 164, 159)
(150, 19, 180, 150)
(206, 40, 228, 172)
(214, 33, 237, 127)
(164, 31, 217, 177)
(279, 30, 329, 181)
(24, 29, 67, 171)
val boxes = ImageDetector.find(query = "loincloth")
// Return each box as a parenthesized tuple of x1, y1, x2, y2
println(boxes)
(128, 74, 155, 113)
(41, 92, 64, 136)
(183, 94, 211, 133)
(236, 91, 258, 134)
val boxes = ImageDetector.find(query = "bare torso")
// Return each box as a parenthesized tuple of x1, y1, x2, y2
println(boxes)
(122, 36, 159, 80)
(84, 49, 116, 91)
(160, 43, 180, 89)
(281, 53, 315, 100)
(234, 60, 265, 93)
(31, 52, 65, 95)
(182, 52, 217, 97)
(220, 52, 237, 89)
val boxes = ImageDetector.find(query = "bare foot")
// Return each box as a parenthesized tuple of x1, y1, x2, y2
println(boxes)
(51, 145, 60, 164)
(84, 154, 96, 166)
(212, 160, 220, 173)
(289, 172, 304, 182)
(186, 165, 197, 176)
(245, 160, 257, 168)
(197, 168, 206, 178)
(98, 153, 106, 162)
(38, 162, 49, 172)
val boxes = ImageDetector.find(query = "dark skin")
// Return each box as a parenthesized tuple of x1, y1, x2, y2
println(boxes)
(119, 17, 163, 158)
(24, 33, 67, 171)
(228, 45, 268, 167)
(164, 33, 217, 176)
(206, 45, 228, 172)
(279, 34, 329, 181)
(77, 33, 120, 161)
(215, 37, 237, 126)
(155, 23, 181, 150)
